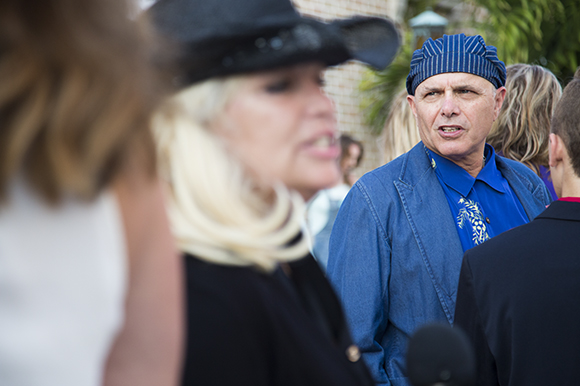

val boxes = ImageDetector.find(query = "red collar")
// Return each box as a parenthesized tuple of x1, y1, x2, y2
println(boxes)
(558, 197, 580, 203)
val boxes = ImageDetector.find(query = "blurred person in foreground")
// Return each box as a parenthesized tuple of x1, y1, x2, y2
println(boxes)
(307, 134, 363, 270)
(487, 64, 562, 200)
(0, 1, 182, 385)
(454, 68, 580, 386)
(147, 0, 400, 384)
(379, 88, 420, 164)
(327, 34, 552, 386)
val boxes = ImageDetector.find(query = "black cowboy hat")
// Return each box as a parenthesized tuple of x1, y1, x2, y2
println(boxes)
(147, 0, 400, 86)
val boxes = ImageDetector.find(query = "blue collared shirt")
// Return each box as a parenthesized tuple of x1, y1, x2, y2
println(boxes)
(426, 144, 528, 252)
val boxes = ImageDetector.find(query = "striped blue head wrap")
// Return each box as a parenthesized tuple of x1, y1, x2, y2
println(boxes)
(406, 34, 506, 95)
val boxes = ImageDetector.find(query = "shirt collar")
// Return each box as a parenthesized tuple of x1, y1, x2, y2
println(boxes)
(426, 144, 506, 197)
(558, 197, 580, 202)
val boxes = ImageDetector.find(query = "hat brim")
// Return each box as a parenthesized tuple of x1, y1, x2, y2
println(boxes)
(157, 14, 400, 87)
(334, 17, 400, 71)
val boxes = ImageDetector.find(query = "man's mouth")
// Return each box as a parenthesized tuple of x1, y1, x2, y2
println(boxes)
(440, 127, 461, 133)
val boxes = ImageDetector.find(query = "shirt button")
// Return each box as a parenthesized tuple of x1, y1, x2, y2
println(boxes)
(346, 344, 361, 362)
(486, 217, 490, 224)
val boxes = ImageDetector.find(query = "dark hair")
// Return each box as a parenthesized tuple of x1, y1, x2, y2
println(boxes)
(339, 134, 364, 167)
(0, 0, 163, 204)
(551, 67, 580, 178)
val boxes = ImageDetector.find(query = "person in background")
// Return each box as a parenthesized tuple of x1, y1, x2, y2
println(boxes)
(147, 0, 400, 384)
(0, 1, 182, 386)
(340, 135, 365, 186)
(454, 67, 580, 386)
(327, 34, 552, 386)
(307, 134, 364, 270)
(379, 88, 421, 164)
(487, 63, 562, 200)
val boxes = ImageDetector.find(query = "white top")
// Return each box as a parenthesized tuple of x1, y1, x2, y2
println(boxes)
(0, 178, 127, 386)
(306, 184, 351, 237)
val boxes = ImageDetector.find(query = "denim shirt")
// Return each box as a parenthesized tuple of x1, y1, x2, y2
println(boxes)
(327, 142, 552, 386)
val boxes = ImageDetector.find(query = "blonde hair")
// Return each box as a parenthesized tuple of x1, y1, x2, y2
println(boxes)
(380, 88, 420, 164)
(153, 77, 309, 271)
(487, 64, 562, 175)
(0, 0, 161, 204)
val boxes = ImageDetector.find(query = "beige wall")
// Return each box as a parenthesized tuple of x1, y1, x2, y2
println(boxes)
(293, 0, 406, 178)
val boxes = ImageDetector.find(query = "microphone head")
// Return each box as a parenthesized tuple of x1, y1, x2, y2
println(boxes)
(406, 323, 476, 386)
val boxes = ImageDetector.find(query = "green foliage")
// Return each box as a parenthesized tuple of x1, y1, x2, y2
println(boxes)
(472, 0, 579, 83)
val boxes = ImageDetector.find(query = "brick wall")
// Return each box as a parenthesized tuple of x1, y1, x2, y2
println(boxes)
(293, 0, 406, 178)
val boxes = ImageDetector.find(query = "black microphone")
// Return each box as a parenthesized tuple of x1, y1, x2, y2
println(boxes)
(406, 323, 476, 386)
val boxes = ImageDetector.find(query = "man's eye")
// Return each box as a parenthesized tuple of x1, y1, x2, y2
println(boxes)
(458, 89, 472, 94)
(266, 80, 292, 93)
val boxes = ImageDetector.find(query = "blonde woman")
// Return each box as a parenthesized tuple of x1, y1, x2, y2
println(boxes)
(0, 1, 182, 385)
(379, 88, 421, 164)
(148, 0, 399, 384)
(487, 64, 562, 199)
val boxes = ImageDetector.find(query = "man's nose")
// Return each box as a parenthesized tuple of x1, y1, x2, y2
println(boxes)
(440, 92, 460, 117)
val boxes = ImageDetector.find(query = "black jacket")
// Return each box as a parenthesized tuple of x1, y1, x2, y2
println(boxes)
(182, 252, 374, 386)
(454, 200, 580, 386)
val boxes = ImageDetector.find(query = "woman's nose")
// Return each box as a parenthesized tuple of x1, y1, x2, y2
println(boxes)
(308, 84, 336, 119)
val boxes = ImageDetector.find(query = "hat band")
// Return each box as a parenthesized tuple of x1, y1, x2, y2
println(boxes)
(177, 22, 348, 86)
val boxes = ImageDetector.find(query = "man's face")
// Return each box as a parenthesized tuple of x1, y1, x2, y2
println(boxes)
(407, 72, 506, 174)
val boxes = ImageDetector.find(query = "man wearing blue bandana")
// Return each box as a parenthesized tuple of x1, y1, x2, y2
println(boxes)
(327, 34, 552, 386)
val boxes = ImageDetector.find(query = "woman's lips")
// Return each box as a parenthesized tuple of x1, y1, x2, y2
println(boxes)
(304, 135, 341, 158)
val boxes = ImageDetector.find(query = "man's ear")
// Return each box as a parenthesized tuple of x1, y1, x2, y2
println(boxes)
(492, 86, 507, 121)
(549, 133, 565, 168)
(407, 95, 418, 118)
